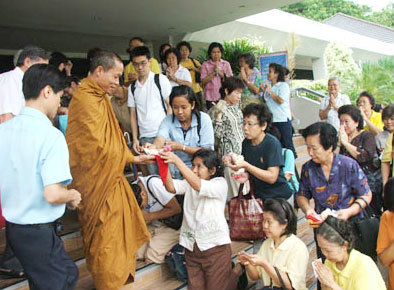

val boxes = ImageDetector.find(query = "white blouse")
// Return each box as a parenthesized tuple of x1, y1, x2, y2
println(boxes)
(173, 177, 231, 251)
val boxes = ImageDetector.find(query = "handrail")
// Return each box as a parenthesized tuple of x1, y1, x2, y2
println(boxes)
(292, 87, 326, 99)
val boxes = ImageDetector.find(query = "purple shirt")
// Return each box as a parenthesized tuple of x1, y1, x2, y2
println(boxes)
(297, 154, 370, 214)
(200, 59, 233, 102)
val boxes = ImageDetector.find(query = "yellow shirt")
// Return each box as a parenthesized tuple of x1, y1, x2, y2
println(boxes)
(124, 57, 161, 83)
(325, 249, 386, 290)
(257, 235, 309, 290)
(180, 58, 202, 93)
(382, 133, 393, 177)
(364, 110, 384, 132)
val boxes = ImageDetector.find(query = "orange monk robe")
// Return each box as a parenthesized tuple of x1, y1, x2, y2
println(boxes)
(66, 78, 150, 290)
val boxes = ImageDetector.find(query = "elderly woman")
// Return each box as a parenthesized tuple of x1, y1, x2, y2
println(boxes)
(238, 53, 262, 109)
(213, 77, 245, 197)
(319, 77, 351, 132)
(238, 198, 309, 290)
(158, 43, 171, 73)
(296, 122, 372, 264)
(315, 216, 386, 290)
(145, 86, 214, 179)
(200, 42, 233, 110)
(262, 63, 296, 158)
(338, 105, 382, 215)
(164, 48, 192, 88)
(377, 178, 394, 290)
(356, 91, 384, 136)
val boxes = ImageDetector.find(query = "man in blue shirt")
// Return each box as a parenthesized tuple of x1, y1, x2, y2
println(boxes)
(0, 64, 81, 289)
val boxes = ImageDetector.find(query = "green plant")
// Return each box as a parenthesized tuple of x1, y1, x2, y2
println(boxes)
(196, 38, 271, 75)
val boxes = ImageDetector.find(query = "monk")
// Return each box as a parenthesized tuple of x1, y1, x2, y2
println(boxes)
(66, 50, 152, 290)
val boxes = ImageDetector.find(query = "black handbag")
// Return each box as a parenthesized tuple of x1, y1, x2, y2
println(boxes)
(191, 58, 201, 83)
(146, 176, 184, 230)
(259, 267, 292, 290)
(350, 197, 380, 260)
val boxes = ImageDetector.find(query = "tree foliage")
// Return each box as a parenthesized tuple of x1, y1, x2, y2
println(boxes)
(196, 38, 271, 75)
(281, 0, 394, 28)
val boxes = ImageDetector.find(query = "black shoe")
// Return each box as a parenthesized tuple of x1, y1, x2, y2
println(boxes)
(237, 264, 248, 290)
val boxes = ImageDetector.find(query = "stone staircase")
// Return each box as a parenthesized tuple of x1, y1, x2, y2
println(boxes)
(0, 135, 316, 290)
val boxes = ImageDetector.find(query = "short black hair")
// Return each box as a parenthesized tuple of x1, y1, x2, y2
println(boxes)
(302, 122, 338, 151)
(130, 37, 144, 44)
(208, 42, 224, 58)
(192, 150, 224, 178)
(219, 76, 244, 99)
(164, 48, 180, 65)
(16, 46, 48, 67)
(317, 216, 355, 253)
(159, 43, 171, 62)
(65, 75, 80, 87)
(357, 91, 375, 108)
(87, 47, 102, 62)
(49, 51, 68, 68)
(284, 67, 290, 76)
(382, 104, 394, 121)
(22, 64, 67, 101)
(243, 103, 272, 129)
(239, 53, 255, 69)
(269, 63, 285, 82)
(264, 198, 297, 236)
(338, 105, 364, 131)
(176, 41, 192, 53)
(130, 182, 143, 207)
(89, 50, 122, 74)
(130, 46, 151, 61)
(384, 178, 394, 212)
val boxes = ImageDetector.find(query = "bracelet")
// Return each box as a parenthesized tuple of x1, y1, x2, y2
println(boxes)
(182, 145, 186, 152)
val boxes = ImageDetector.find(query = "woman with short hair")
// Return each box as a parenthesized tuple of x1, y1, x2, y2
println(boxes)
(200, 42, 233, 110)
(356, 91, 383, 136)
(238, 53, 262, 109)
(338, 105, 382, 215)
(238, 198, 309, 290)
(164, 48, 192, 88)
(315, 216, 386, 290)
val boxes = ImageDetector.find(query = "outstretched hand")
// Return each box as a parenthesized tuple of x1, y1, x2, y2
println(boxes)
(133, 154, 156, 164)
(160, 151, 181, 165)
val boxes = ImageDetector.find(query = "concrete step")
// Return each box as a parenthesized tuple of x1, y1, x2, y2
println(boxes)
(293, 134, 305, 148)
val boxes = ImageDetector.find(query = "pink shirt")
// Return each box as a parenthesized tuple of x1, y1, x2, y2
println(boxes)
(201, 59, 233, 102)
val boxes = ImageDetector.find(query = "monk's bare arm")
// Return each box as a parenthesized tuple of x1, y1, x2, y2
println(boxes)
(129, 107, 140, 153)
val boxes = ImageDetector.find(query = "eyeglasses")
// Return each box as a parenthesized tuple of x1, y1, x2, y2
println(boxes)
(132, 60, 148, 68)
(243, 122, 259, 128)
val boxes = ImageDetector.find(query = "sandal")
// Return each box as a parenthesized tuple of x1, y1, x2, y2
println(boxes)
(0, 268, 25, 279)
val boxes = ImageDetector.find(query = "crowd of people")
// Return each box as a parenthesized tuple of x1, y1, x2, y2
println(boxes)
(0, 39, 393, 290)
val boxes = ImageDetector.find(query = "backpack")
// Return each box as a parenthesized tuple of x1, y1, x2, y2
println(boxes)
(146, 175, 184, 230)
(165, 244, 187, 282)
(130, 74, 167, 114)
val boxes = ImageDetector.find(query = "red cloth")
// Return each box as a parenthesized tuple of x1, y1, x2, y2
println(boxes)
(155, 155, 169, 184)
(0, 193, 5, 229)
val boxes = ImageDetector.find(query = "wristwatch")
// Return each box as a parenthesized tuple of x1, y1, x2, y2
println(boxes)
(182, 145, 186, 152)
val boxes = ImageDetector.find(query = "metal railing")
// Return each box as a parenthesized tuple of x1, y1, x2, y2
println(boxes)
(292, 87, 326, 100)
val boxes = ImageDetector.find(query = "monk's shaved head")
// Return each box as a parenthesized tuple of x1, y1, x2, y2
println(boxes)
(89, 50, 123, 74)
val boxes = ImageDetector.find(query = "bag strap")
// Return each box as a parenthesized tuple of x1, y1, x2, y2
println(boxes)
(237, 183, 244, 199)
(154, 74, 167, 114)
(146, 175, 165, 207)
(353, 196, 375, 218)
(191, 58, 199, 68)
(274, 267, 286, 289)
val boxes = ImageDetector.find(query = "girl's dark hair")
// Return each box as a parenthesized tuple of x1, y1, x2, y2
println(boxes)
(382, 104, 394, 121)
(131, 182, 143, 207)
(269, 63, 285, 82)
(169, 86, 201, 140)
(208, 42, 224, 58)
(264, 198, 297, 236)
(159, 43, 171, 62)
(316, 216, 355, 253)
(164, 48, 181, 65)
(239, 53, 255, 69)
(384, 178, 394, 212)
(243, 103, 272, 130)
(302, 122, 338, 151)
(338, 105, 364, 131)
(357, 91, 375, 108)
(176, 41, 192, 53)
(219, 77, 244, 99)
(192, 150, 224, 178)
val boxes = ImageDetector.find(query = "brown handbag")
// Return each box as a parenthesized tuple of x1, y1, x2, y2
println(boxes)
(228, 183, 265, 241)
